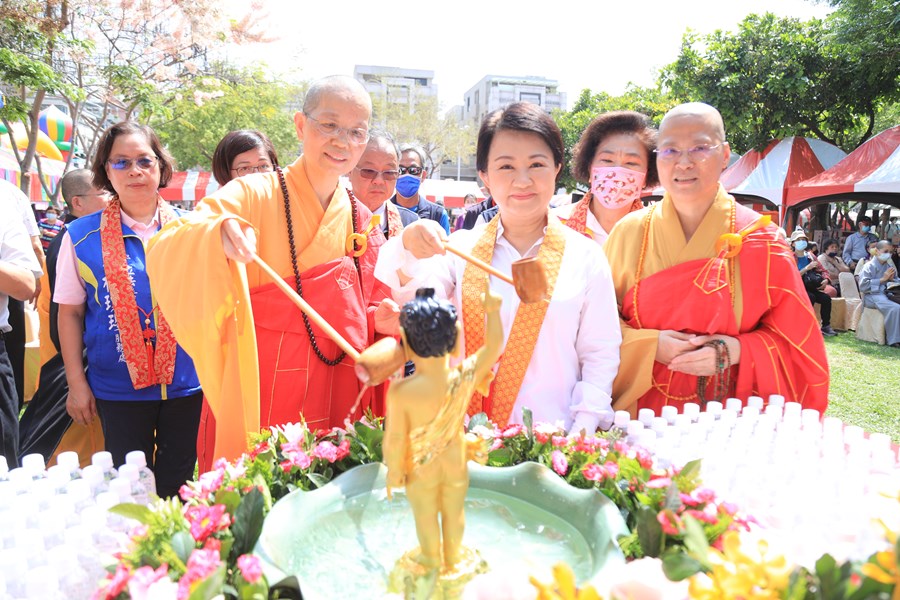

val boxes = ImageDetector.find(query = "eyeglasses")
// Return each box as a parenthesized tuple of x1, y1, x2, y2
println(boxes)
(231, 164, 274, 176)
(304, 114, 369, 145)
(654, 143, 724, 163)
(355, 167, 400, 181)
(107, 156, 158, 171)
(398, 165, 423, 176)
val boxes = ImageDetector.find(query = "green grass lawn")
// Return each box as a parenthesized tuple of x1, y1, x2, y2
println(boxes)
(824, 333, 900, 442)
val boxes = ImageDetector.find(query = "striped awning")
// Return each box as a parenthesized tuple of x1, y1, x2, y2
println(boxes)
(159, 171, 220, 203)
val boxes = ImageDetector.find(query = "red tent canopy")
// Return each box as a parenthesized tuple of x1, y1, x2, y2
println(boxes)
(785, 126, 900, 209)
(159, 171, 220, 204)
(719, 137, 846, 208)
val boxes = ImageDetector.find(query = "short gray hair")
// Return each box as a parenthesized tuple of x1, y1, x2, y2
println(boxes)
(302, 75, 371, 115)
(398, 144, 427, 169)
(368, 129, 399, 160)
(877, 240, 894, 251)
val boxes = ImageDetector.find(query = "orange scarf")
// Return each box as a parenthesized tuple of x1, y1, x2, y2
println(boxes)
(563, 192, 644, 238)
(100, 198, 179, 389)
(461, 214, 566, 425)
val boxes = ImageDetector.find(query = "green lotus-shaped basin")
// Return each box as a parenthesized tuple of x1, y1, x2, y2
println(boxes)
(255, 462, 628, 598)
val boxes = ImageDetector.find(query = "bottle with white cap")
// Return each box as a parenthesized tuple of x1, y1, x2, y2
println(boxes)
(24, 565, 62, 600)
(91, 451, 118, 482)
(55, 451, 82, 480)
(117, 464, 149, 506)
(20, 453, 46, 480)
(125, 450, 157, 499)
(108, 477, 134, 504)
(80, 464, 108, 496)
(0, 456, 7, 483)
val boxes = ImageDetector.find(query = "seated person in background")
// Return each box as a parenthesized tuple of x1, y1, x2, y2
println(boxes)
(803, 240, 836, 298)
(843, 216, 878, 271)
(854, 240, 880, 277)
(791, 229, 836, 337)
(817, 238, 851, 296)
(349, 130, 419, 239)
(604, 102, 829, 415)
(858, 240, 900, 348)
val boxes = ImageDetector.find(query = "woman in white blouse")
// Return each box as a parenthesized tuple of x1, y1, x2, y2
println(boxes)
(375, 102, 621, 434)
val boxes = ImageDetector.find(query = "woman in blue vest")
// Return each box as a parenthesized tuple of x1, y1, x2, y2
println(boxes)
(55, 122, 202, 498)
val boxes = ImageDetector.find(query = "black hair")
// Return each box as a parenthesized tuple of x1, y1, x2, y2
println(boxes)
(822, 238, 839, 252)
(571, 110, 659, 187)
(399, 288, 458, 358)
(476, 102, 564, 178)
(211, 129, 279, 185)
(92, 121, 174, 194)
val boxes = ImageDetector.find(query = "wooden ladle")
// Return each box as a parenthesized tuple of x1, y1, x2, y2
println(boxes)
(443, 244, 548, 304)
(253, 255, 405, 386)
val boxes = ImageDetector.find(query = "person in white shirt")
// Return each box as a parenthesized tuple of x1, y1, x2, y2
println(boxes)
(553, 111, 658, 245)
(0, 194, 43, 467)
(375, 102, 621, 434)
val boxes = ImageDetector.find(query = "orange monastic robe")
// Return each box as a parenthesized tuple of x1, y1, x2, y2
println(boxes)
(147, 156, 387, 466)
(604, 186, 829, 415)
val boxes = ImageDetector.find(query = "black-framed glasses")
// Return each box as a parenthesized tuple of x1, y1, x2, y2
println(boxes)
(355, 167, 400, 181)
(653, 144, 723, 163)
(108, 156, 158, 171)
(304, 114, 369, 144)
(231, 164, 274, 176)
(398, 165, 423, 176)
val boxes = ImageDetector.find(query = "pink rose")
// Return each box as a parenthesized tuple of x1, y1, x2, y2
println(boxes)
(92, 563, 131, 600)
(501, 424, 524, 439)
(550, 435, 568, 447)
(312, 441, 340, 463)
(185, 504, 232, 543)
(237, 554, 264, 584)
(335, 438, 351, 461)
(657, 510, 682, 536)
(645, 476, 672, 489)
(551, 450, 569, 476)
(582, 463, 606, 482)
(127, 564, 169, 600)
(177, 548, 222, 600)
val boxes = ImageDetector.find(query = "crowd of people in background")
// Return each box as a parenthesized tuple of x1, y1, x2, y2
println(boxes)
(1, 73, 896, 500)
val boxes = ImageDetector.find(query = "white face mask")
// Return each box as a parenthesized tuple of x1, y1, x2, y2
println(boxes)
(878, 252, 893, 263)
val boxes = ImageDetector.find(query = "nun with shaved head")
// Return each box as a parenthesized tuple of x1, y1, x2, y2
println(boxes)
(604, 102, 830, 416)
(147, 75, 397, 469)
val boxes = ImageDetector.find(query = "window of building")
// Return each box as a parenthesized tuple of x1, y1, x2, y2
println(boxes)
(416, 78, 428, 86)
(520, 92, 541, 105)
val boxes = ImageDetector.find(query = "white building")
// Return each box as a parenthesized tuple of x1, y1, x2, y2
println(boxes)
(462, 75, 567, 125)
(353, 65, 437, 112)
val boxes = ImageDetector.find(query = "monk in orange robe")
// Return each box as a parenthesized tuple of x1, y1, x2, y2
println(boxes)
(147, 76, 397, 467)
(604, 103, 829, 415)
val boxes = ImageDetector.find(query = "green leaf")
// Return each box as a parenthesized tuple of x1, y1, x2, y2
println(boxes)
(230, 488, 266, 558)
(661, 549, 705, 581)
(170, 530, 196, 565)
(108, 502, 154, 525)
(307, 472, 331, 489)
(187, 564, 226, 600)
(678, 459, 701, 482)
(214, 489, 242, 516)
(523, 408, 534, 441)
(487, 448, 512, 467)
(467, 412, 488, 432)
(682, 516, 710, 567)
(664, 483, 682, 511)
(635, 507, 664, 558)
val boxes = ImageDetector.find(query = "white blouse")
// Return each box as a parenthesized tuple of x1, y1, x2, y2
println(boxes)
(551, 202, 610, 245)
(374, 220, 621, 433)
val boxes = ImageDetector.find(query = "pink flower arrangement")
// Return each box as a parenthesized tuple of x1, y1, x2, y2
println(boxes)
(551, 450, 569, 476)
(237, 554, 263, 584)
(176, 548, 222, 600)
(92, 563, 131, 600)
(126, 565, 169, 600)
(185, 504, 232, 543)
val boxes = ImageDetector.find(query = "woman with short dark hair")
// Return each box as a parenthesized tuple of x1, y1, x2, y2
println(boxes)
(554, 111, 658, 245)
(211, 130, 279, 186)
(376, 102, 621, 434)
(55, 121, 201, 497)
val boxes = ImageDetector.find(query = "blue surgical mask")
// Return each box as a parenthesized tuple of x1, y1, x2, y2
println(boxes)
(794, 240, 808, 251)
(395, 174, 422, 198)
(878, 252, 893, 263)
(861, 225, 871, 233)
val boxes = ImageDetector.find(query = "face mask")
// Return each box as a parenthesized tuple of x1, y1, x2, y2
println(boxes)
(878, 252, 893, 263)
(827, 252, 838, 258)
(861, 225, 871, 233)
(395, 174, 422, 198)
(794, 240, 808, 251)
(590, 166, 646, 210)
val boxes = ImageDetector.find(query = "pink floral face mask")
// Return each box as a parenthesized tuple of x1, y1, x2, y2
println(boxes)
(590, 166, 646, 210)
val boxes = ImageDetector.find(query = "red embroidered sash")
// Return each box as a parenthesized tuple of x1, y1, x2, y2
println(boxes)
(100, 198, 178, 389)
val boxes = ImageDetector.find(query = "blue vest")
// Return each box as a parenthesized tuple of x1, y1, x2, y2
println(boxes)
(66, 211, 201, 401)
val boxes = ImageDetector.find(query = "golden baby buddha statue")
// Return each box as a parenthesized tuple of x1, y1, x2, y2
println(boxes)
(383, 286, 504, 598)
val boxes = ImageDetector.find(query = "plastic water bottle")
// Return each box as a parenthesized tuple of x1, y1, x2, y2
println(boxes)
(55, 451, 82, 480)
(117, 464, 149, 506)
(80, 464, 108, 496)
(20, 453, 46, 480)
(0, 456, 8, 483)
(91, 451, 118, 482)
(108, 478, 134, 504)
(125, 450, 157, 499)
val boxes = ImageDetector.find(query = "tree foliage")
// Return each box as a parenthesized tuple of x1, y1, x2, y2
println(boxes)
(151, 66, 301, 172)
(661, 4, 900, 153)
(552, 86, 676, 191)
(371, 93, 477, 177)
